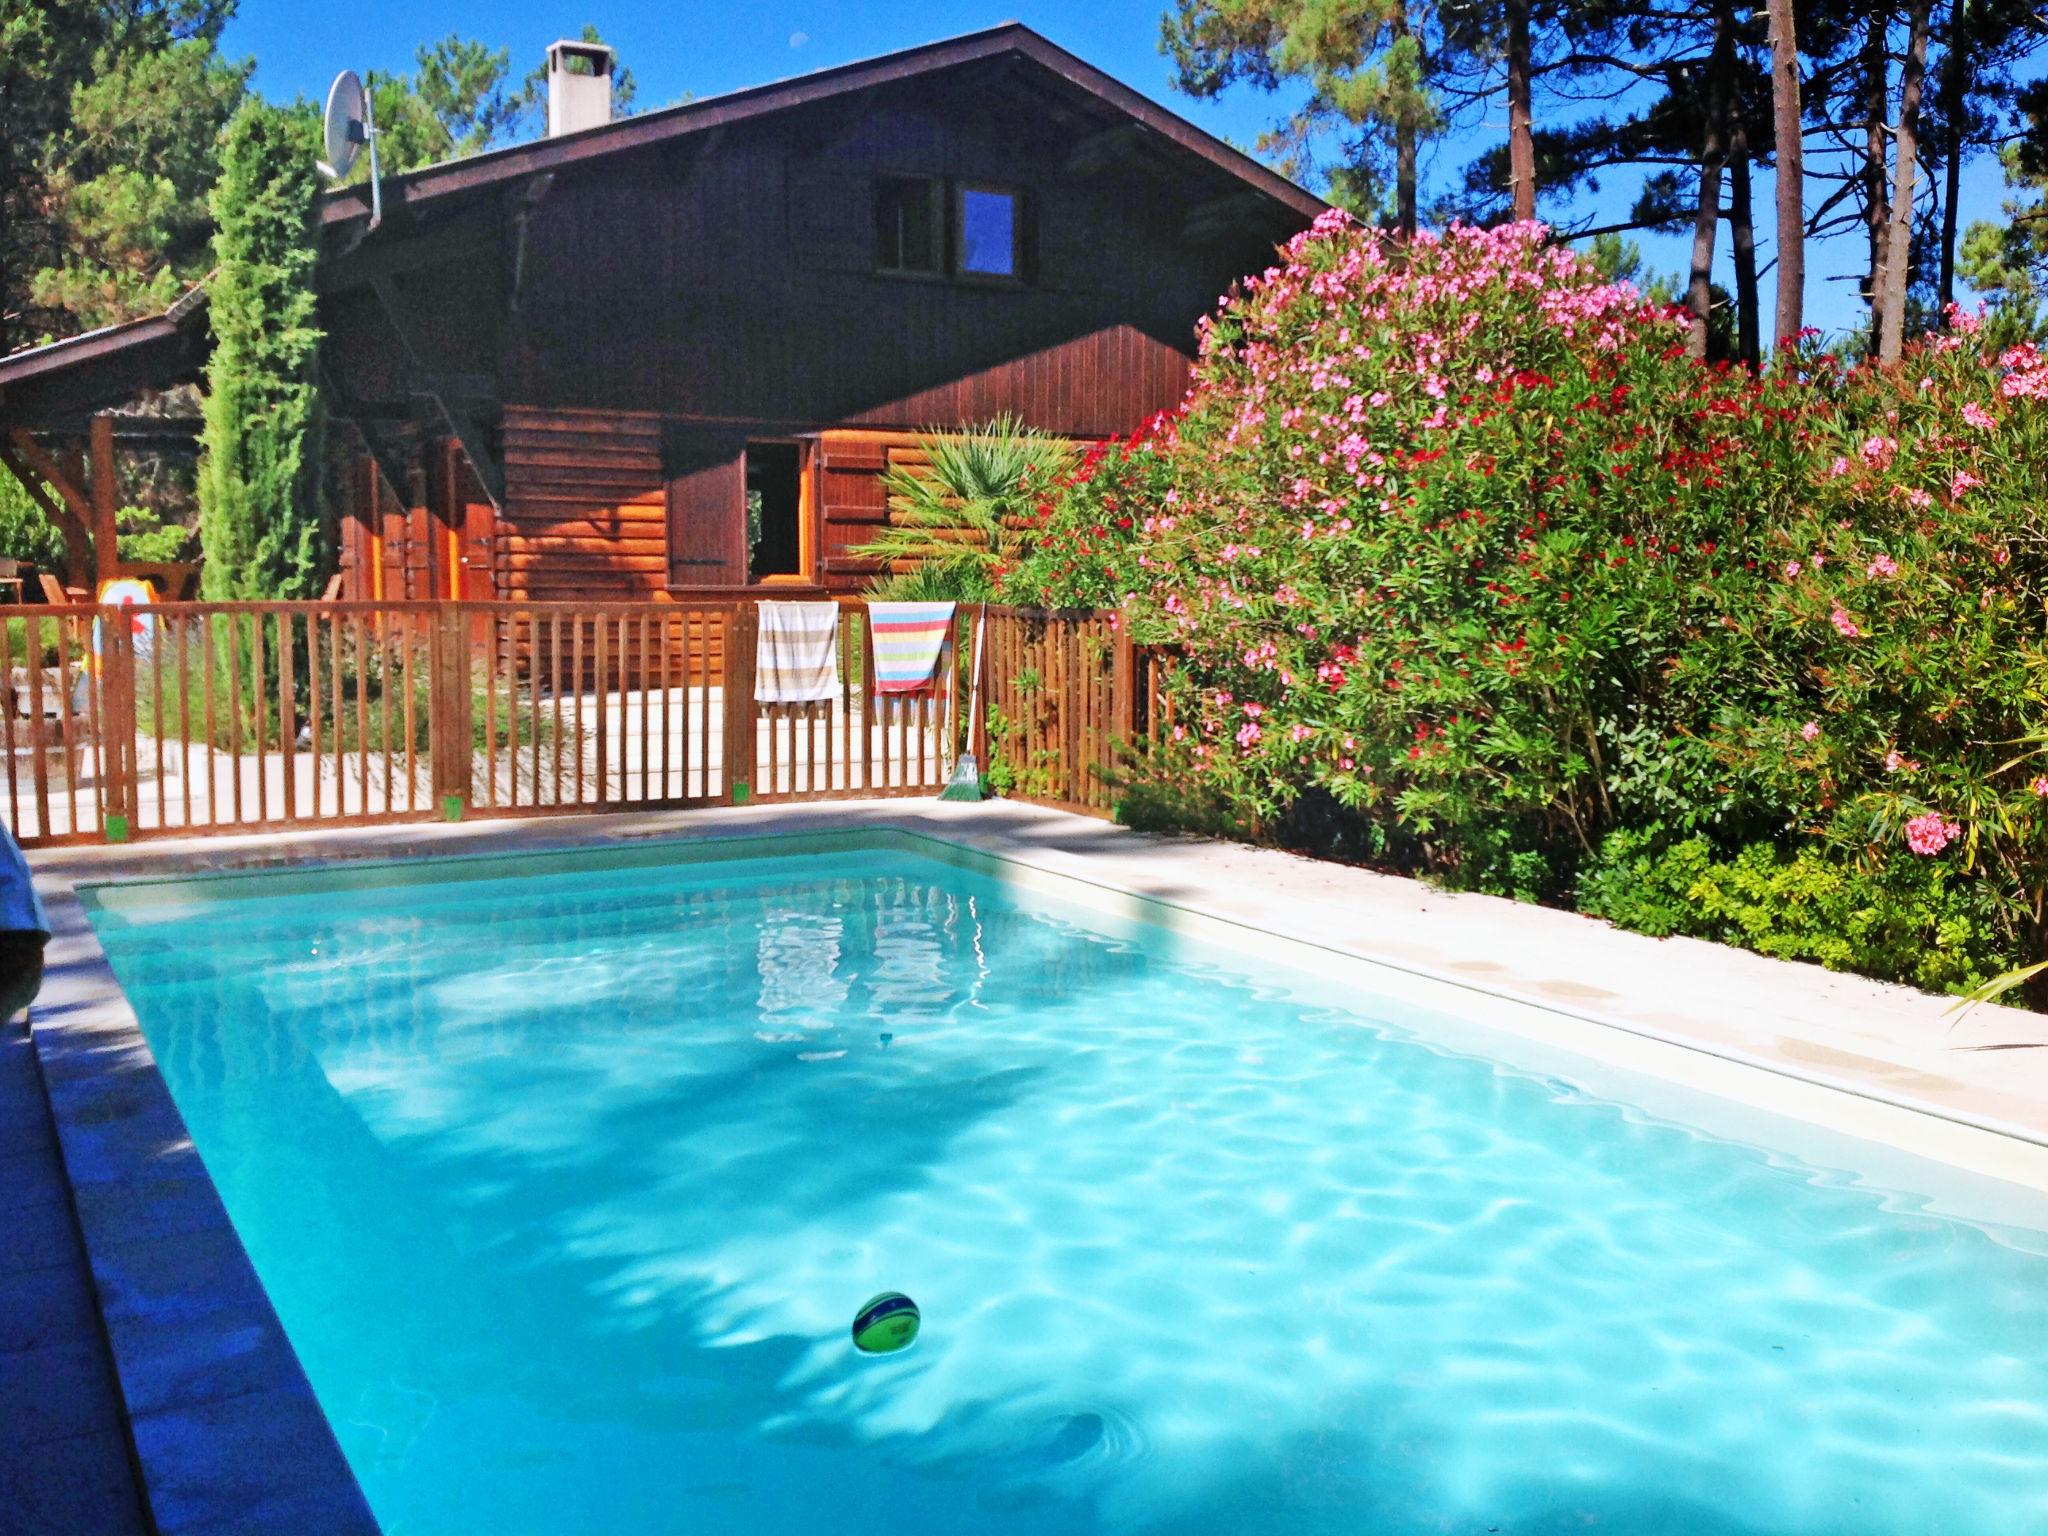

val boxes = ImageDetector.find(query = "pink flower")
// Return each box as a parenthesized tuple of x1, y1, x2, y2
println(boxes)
(1290, 723, 1314, 743)
(1904, 812, 1961, 856)
(1903, 488, 1934, 510)
(1828, 456, 1851, 479)
(1810, 553, 1825, 569)
(1861, 434, 1899, 469)
(1829, 606, 1861, 638)
(1951, 469, 1981, 499)
(1783, 560, 1802, 578)
(1962, 401, 1998, 431)
(1801, 720, 1821, 742)
(2031, 776, 2048, 797)
(1866, 553, 1898, 578)
(1885, 749, 1919, 773)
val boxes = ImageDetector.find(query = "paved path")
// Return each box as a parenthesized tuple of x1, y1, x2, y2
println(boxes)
(0, 1017, 147, 1536)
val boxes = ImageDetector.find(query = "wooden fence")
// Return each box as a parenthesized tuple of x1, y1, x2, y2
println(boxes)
(978, 606, 1174, 816)
(1, 598, 1164, 847)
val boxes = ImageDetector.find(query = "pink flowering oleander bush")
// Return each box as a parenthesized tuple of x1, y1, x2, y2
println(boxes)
(1016, 214, 1813, 888)
(1001, 411, 1178, 612)
(1003, 216, 2048, 996)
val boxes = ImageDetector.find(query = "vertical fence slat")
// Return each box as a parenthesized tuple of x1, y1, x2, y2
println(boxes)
(26, 621, 50, 837)
(278, 613, 297, 826)
(0, 618, 17, 836)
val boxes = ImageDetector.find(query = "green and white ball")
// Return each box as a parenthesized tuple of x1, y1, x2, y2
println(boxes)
(851, 1292, 920, 1354)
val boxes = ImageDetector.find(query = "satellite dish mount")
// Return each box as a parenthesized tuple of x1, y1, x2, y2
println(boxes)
(317, 69, 381, 230)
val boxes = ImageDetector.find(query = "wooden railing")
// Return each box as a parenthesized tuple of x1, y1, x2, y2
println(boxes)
(1, 599, 963, 847)
(0, 598, 1171, 846)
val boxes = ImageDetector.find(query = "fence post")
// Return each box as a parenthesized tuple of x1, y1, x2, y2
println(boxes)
(431, 604, 473, 819)
(1112, 620, 1136, 745)
(99, 609, 137, 841)
(723, 603, 757, 804)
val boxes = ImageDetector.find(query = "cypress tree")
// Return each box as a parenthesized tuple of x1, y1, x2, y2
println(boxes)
(198, 99, 328, 600)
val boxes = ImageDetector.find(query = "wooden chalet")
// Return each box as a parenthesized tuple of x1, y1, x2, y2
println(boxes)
(0, 24, 1321, 606)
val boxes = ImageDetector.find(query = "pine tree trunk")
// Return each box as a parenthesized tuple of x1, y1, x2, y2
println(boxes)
(1936, 0, 1969, 315)
(1393, 3, 1419, 237)
(1766, 0, 1805, 344)
(1878, 0, 1934, 363)
(1507, 0, 1537, 221)
(1687, 7, 1736, 360)
(1863, 11, 1893, 355)
(1732, 119, 1761, 369)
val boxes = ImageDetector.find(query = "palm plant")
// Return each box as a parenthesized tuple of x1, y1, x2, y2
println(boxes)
(856, 415, 1074, 601)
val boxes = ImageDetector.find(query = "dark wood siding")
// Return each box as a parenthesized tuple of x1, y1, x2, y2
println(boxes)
(503, 77, 1281, 437)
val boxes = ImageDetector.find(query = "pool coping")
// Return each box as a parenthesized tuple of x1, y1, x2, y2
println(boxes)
(24, 798, 2048, 1532)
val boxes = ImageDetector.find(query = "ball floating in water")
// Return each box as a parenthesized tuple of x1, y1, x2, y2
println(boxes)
(852, 1292, 920, 1354)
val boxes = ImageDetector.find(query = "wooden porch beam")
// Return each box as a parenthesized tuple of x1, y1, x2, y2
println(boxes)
(1, 429, 94, 590)
(89, 414, 117, 588)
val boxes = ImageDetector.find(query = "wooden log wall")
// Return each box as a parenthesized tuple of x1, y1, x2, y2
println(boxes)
(500, 405, 668, 603)
(815, 429, 919, 593)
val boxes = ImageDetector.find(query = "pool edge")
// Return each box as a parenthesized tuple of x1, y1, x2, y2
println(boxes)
(28, 898, 382, 1536)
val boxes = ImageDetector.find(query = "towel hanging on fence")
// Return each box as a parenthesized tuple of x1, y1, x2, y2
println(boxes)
(867, 601, 956, 694)
(755, 601, 841, 703)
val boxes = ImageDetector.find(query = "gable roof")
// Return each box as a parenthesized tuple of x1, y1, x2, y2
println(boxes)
(319, 22, 1324, 229)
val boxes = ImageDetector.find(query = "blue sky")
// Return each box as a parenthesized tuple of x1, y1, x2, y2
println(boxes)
(225, 0, 2025, 340)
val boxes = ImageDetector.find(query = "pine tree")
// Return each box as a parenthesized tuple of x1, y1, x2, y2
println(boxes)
(197, 100, 327, 600)
(1163, 0, 1441, 234)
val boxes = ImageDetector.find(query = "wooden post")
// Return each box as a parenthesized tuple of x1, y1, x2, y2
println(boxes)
(89, 415, 117, 591)
(98, 607, 138, 840)
(971, 609, 991, 770)
(430, 604, 473, 818)
(723, 603, 757, 804)
(1112, 620, 1136, 744)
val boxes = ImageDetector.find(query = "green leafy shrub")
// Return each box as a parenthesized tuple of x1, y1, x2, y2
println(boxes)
(856, 416, 1073, 601)
(1579, 828, 2007, 994)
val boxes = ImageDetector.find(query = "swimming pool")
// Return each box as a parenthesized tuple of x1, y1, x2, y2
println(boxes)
(86, 835, 2048, 1536)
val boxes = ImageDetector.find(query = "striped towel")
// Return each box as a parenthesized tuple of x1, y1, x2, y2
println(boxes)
(868, 601, 956, 694)
(755, 601, 841, 703)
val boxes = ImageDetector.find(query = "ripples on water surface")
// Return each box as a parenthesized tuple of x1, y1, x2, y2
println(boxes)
(88, 846, 2048, 1536)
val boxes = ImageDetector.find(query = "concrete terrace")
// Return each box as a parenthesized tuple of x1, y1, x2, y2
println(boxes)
(0, 1019, 148, 1535)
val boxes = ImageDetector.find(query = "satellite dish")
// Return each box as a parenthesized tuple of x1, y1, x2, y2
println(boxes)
(317, 69, 382, 229)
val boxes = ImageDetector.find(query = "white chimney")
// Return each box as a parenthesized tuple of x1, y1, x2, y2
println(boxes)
(545, 40, 615, 137)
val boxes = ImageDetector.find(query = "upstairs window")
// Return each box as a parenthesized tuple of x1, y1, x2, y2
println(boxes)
(875, 175, 941, 275)
(957, 185, 1020, 279)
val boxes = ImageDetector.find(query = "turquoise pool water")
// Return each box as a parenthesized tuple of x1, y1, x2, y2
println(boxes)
(89, 840, 2048, 1536)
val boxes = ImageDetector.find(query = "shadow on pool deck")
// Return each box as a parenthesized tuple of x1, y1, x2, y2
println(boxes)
(0, 1017, 150, 1536)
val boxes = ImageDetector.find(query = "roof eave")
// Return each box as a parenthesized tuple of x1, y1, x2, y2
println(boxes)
(318, 23, 1324, 230)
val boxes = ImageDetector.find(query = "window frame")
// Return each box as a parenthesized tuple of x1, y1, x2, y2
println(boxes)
(873, 173, 945, 280)
(952, 180, 1025, 285)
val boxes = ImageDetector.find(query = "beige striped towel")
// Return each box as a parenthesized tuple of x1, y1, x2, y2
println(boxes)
(755, 601, 841, 703)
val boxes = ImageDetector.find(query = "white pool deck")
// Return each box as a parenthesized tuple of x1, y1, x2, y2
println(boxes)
(27, 796, 2048, 1201)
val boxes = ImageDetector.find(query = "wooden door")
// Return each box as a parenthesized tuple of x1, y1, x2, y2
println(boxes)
(666, 427, 748, 588)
